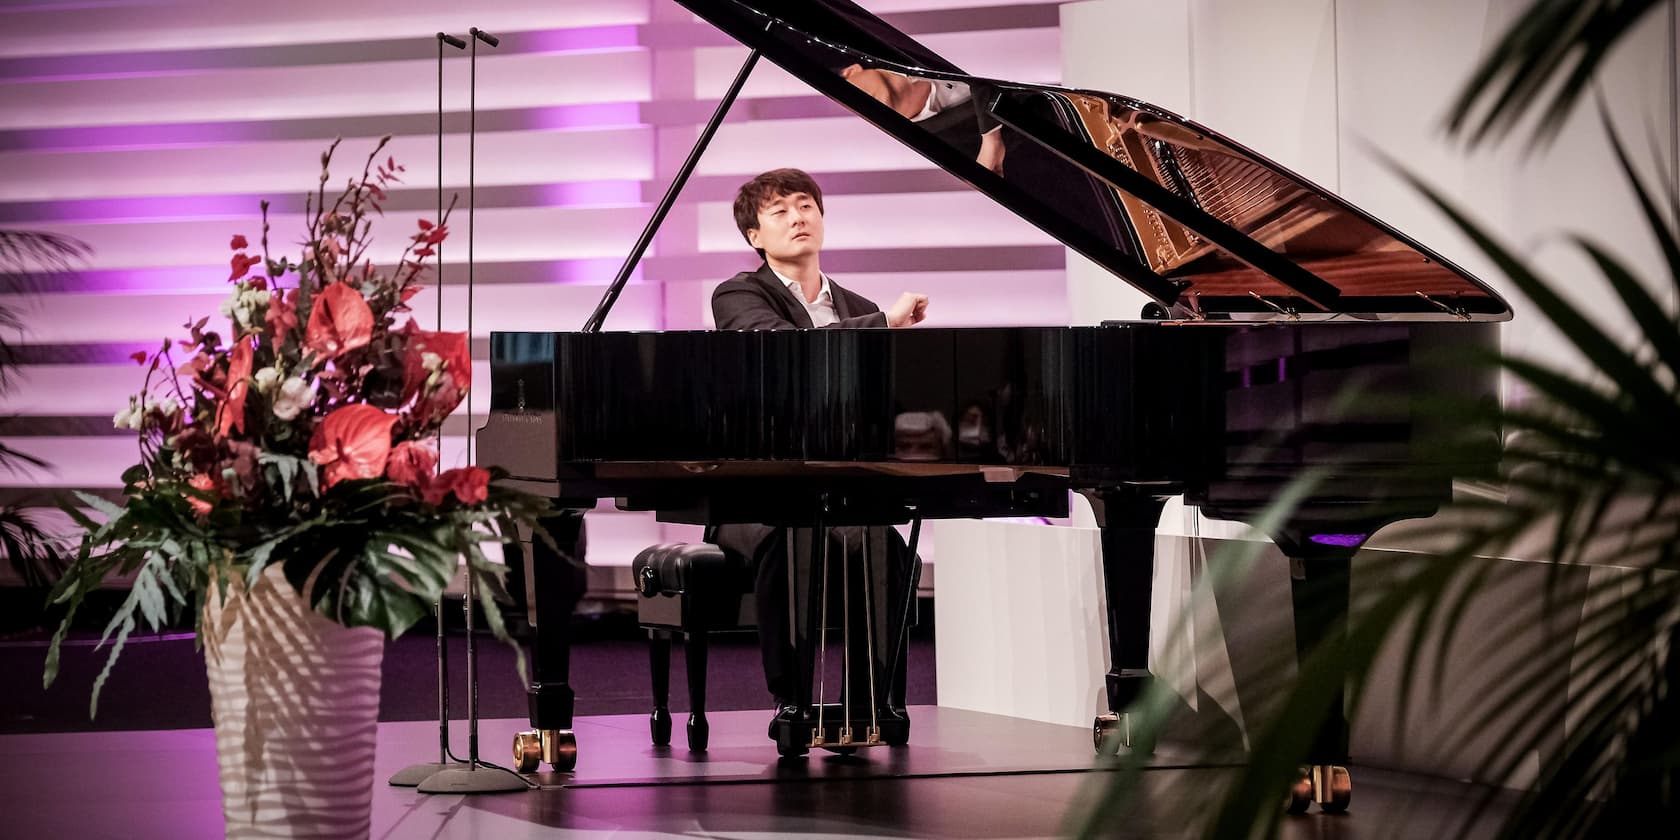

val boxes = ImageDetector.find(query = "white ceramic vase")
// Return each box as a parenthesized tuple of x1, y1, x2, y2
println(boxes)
(201, 564, 386, 839)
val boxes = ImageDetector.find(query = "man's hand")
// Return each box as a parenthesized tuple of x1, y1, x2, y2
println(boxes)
(977, 128, 1005, 174)
(886, 292, 929, 328)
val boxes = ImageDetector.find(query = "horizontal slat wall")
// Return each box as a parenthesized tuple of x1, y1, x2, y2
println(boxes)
(0, 0, 1069, 578)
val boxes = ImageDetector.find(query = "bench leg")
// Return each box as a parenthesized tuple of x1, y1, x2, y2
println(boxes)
(685, 630, 710, 751)
(649, 629, 672, 747)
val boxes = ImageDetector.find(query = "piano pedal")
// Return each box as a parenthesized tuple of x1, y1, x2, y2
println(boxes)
(778, 704, 908, 755)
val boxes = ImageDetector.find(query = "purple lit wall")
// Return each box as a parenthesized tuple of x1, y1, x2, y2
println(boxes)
(0, 0, 1070, 573)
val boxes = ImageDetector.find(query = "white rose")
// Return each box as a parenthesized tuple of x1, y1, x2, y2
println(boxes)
(112, 397, 142, 430)
(271, 376, 316, 421)
(253, 367, 281, 395)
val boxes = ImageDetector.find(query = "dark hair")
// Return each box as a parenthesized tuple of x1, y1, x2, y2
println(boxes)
(733, 168, 824, 257)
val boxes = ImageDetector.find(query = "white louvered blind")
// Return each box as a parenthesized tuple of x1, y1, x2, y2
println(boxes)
(0, 0, 1069, 572)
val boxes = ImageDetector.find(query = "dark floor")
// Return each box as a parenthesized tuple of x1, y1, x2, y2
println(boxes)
(0, 596, 1519, 839)
(0, 707, 1515, 840)
(1, 605, 938, 734)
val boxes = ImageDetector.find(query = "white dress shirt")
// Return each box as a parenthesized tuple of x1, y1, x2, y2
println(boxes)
(772, 267, 838, 327)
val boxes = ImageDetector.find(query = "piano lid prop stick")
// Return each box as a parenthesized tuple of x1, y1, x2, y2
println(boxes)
(581, 41, 764, 332)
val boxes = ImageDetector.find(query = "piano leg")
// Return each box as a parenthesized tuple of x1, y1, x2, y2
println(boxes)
(1275, 526, 1366, 815)
(509, 506, 587, 773)
(1082, 489, 1169, 753)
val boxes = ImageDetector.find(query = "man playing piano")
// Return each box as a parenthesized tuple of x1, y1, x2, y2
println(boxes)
(712, 168, 928, 330)
(711, 168, 926, 739)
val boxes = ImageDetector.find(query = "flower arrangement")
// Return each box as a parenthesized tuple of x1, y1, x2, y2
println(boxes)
(43, 138, 548, 713)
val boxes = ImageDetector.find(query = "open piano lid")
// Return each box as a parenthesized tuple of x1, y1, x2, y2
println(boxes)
(676, 0, 1511, 322)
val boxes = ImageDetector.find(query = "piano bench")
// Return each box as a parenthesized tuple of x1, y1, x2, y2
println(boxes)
(632, 542, 757, 752)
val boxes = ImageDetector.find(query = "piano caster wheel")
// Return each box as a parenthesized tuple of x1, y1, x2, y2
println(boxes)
(687, 715, 709, 752)
(651, 708, 672, 747)
(1092, 713, 1129, 753)
(1285, 767, 1314, 814)
(1286, 765, 1351, 814)
(515, 729, 578, 772)
(544, 730, 579, 772)
(513, 730, 543, 773)
(1317, 765, 1352, 813)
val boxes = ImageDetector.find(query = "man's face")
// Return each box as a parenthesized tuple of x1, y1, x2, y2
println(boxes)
(747, 191, 824, 261)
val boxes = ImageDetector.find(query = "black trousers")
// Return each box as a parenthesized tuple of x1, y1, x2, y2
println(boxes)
(712, 524, 919, 710)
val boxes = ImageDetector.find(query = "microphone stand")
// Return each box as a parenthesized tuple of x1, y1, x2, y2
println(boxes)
(389, 31, 468, 788)
(418, 25, 527, 796)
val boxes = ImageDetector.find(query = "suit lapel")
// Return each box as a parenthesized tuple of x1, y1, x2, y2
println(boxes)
(753, 263, 814, 328)
(829, 276, 855, 321)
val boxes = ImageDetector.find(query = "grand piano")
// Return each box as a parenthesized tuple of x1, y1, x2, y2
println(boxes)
(478, 0, 1510, 811)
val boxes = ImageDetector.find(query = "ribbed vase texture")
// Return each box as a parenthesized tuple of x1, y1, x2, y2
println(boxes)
(202, 565, 385, 839)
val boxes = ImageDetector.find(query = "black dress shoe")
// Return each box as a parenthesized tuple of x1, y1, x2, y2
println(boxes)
(767, 702, 804, 738)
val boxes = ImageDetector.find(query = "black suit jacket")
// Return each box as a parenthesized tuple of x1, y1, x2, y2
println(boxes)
(712, 263, 888, 330)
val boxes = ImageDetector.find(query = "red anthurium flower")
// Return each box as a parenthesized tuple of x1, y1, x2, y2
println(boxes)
(129, 350, 149, 364)
(307, 404, 398, 489)
(229, 253, 262, 282)
(385, 440, 438, 490)
(230, 235, 248, 250)
(186, 473, 217, 519)
(215, 337, 253, 438)
(400, 326, 471, 401)
(265, 289, 298, 348)
(303, 282, 374, 359)
(423, 466, 490, 507)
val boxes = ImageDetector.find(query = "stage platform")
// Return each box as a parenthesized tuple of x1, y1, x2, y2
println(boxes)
(0, 704, 1513, 838)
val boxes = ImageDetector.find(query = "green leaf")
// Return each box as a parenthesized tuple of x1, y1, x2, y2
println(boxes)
(87, 614, 136, 719)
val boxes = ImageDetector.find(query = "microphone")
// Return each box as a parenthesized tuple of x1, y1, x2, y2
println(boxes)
(469, 27, 499, 47)
(437, 32, 466, 49)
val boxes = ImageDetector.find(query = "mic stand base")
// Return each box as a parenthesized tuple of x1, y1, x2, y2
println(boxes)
(387, 762, 457, 787)
(416, 764, 530, 794)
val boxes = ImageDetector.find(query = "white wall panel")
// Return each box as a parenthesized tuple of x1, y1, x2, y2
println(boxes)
(0, 0, 647, 59)
(0, 128, 654, 204)
(1189, 0, 1339, 188)
(695, 117, 932, 175)
(0, 50, 652, 130)
(23, 206, 652, 271)
(696, 192, 1052, 251)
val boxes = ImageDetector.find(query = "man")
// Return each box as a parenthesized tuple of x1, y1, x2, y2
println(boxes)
(711, 168, 925, 735)
(712, 168, 927, 330)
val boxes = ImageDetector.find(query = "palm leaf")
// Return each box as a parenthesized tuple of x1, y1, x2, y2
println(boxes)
(1444, 0, 1667, 149)
(1074, 113, 1680, 837)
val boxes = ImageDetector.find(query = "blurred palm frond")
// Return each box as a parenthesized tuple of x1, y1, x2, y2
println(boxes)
(1444, 0, 1668, 149)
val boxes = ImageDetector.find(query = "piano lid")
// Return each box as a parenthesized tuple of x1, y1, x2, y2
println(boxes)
(675, 0, 1512, 322)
